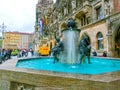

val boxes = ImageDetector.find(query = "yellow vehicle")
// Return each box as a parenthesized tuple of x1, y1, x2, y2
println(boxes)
(38, 46, 50, 56)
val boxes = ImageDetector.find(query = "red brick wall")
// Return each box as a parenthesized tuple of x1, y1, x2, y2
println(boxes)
(114, 0, 120, 12)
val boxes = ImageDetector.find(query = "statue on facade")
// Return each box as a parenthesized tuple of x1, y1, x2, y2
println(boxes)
(51, 35, 64, 63)
(79, 35, 91, 64)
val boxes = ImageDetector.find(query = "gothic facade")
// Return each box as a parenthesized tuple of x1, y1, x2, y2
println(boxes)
(34, 0, 120, 57)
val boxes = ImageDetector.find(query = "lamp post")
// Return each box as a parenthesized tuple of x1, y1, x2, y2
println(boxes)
(0, 23, 7, 50)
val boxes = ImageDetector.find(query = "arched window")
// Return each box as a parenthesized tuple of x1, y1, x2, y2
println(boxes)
(97, 32, 103, 50)
(114, 25, 120, 46)
(114, 23, 120, 57)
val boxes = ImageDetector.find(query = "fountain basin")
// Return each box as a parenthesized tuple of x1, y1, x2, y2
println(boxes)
(0, 57, 120, 90)
(16, 57, 120, 75)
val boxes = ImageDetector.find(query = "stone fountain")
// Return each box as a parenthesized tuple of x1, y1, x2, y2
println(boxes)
(1, 19, 119, 90)
(52, 19, 91, 64)
(0, 19, 120, 90)
(59, 19, 81, 64)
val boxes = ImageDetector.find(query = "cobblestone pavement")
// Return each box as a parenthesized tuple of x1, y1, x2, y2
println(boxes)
(0, 55, 33, 67)
(0, 56, 18, 67)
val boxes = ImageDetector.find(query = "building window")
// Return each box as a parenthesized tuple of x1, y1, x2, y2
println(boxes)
(80, 14, 87, 26)
(76, 0, 83, 8)
(96, 6, 103, 20)
(68, 3, 72, 13)
(97, 32, 103, 50)
(105, 0, 110, 16)
(87, 17, 91, 24)
(83, 14, 86, 25)
(81, 18, 84, 26)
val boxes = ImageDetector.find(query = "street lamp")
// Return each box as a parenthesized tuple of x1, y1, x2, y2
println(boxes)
(0, 23, 7, 49)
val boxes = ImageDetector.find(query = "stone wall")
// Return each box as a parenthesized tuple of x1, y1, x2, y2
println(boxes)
(0, 68, 120, 90)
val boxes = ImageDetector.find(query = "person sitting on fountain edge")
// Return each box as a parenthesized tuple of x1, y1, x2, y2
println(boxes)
(51, 34, 64, 63)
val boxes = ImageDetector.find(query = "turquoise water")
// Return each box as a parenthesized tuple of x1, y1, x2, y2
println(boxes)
(16, 57, 120, 74)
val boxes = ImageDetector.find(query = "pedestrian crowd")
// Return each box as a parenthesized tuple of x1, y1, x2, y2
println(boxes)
(17, 48, 34, 58)
(0, 48, 34, 64)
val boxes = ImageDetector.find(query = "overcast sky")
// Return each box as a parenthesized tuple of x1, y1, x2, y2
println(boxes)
(0, 0, 38, 34)
(0, 0, 57, 36)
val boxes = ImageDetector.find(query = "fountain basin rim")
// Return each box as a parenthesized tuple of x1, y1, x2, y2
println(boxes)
(0, 57, 120, 90)
(0, 56, 120, 83)
(0, 63, 120, 83)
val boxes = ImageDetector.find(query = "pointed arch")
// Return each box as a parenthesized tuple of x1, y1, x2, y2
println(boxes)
(114, 23, 120, 46)
(113, 22, 120, 57)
